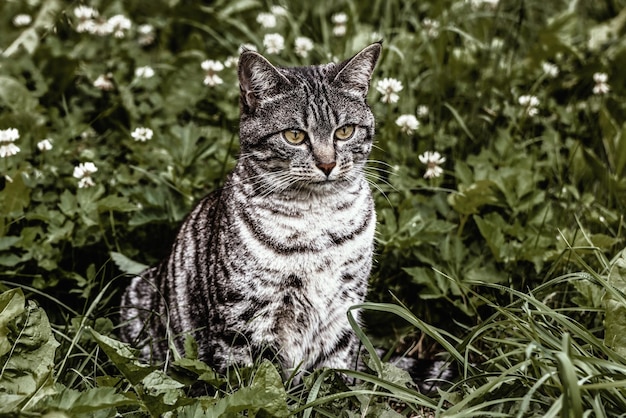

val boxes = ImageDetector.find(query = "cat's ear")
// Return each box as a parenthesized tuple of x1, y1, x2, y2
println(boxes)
(332, 42, 382, 98)
(238, 50, 290, 113)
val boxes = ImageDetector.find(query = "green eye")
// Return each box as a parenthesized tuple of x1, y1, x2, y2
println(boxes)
(334, 125, 355, 140)
(282, 129, 307, 144)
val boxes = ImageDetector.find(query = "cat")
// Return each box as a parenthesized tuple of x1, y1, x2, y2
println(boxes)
(119, 43, 383, 380)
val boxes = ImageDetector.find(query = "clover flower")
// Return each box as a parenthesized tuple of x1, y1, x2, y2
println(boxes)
(74, 5, 99, 33)
(0, 128, 20, 158)
(131, 127, 154, 142)
(294, 37, 314, 58)
(13, 14, 32, 27)
(468, 0, 499, 8)
(93, 73, 114, 91)
(395, 115, 420, 135)
(542, 62, 559, 78)
(37, 138, 53, 151)
(422, 18, 440, 38)
(257, 12, 277, 29)
(271, 5, 288, 16)
(263, 33, 285, 54)
(332, 13, 348, 37)
(137, 24, 156, 46)
(518, 94, 540, 116)
(223, 56, 239, 68)
(135, 66, 155, 79)
(376, 78, 403, 104)
(332, 12, 348, 25)
(201, 60, 224, 86)
(592, 72, 610, 95)
(419, 151, 446, 179)
(73, 162, 98, 188)
(107, 14, 132, 38)
(417, 105, 430, 118)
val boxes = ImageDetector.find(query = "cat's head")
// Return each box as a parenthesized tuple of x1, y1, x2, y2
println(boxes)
(237, 43, 381, 195)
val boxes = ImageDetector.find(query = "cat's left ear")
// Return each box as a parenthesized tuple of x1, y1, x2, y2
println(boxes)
(332, 42, 382, 98)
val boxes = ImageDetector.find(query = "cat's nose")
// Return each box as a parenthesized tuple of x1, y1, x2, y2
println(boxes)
(316, 161, 336, 177)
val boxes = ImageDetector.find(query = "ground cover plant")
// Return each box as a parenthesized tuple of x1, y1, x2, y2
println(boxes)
(1, 0, 626, 416)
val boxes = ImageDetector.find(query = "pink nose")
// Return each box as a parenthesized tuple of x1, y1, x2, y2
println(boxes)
(316, 162, 336, 176)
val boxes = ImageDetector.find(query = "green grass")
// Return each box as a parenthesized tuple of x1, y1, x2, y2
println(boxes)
(1, 0, 626, 416)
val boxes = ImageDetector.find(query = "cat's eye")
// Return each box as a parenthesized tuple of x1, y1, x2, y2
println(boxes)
(334, 125, 355, 140)
(282, 129, 307, 145)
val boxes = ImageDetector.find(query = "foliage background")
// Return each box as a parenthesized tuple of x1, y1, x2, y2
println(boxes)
(1, 0, 626, 416)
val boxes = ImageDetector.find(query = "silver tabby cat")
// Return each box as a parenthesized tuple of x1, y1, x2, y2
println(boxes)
(119, 43, 382, 379)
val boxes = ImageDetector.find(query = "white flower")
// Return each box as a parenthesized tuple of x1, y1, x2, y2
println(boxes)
(422, 18, 440, 38)
(137, 24, 156, 46)
(93, 74, 114, 91)
(0, 127, 20, 159)
(131, 127, 154, 142)
(333, 24, 347, 37)
(542, 62, 559, 78)
(92, 20, 113, 36)
(201, 60, 224, 86)
(518, 94, 540, 116)
(417, 105, 429, 118)
(263, 33, 285, 54)
(135, 66, 155, 79)
(74, 5, 98, 20)
(376, 78, 403, 104)
(257, 12, 277, 29)
(0, 128, 20, 143)
(331, 13, 348, 37)
(13, 14, 32, 27)
(74, 6, 99, 33)
(468, 0, 499, 8)
(223, 56, 239, 68)
(395, 115, 420, 134)
(418, 151, 446, 179)
(107, 14, 132, 38)
(270, 5, 288, 16)
(37, 138, 53, 151)
(294, 37, 314, 58)
(332, 13, 348, 24)
(592, 72, 610, 95)
(490, 38, 504, 50)
(73, 162, 98, 188)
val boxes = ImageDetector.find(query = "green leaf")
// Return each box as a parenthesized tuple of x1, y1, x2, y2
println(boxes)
(0, 288, 59, 414)
(0, 288, 26, 357)
(604, 249, 626, 356)
(110, 251, 148, 275)
(0, 173, 31, 217)
(2, 0, 62, 57)
(0, 236, 20, 251)
(58, 190, 77, 217)
(448, 180, 498, 215)
(45, 385, 134, 414)
(473, 214, 507, 262)
(192, 360, 289, 417)
(90, 328, 155, 386)
(171, 357, 225, 387)
(142, 370, 185, 406)
(97, 195, 138, 213)
(0, 76, 38, 111)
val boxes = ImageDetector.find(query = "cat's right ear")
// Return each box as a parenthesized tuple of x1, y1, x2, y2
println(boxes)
(238, 51, 290, 113)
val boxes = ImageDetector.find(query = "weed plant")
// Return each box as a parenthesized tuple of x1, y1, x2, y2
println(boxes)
(1, 0, 625, 416)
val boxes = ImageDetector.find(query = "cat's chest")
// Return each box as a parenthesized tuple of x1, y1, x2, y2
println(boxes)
(236, 185, 372, 247)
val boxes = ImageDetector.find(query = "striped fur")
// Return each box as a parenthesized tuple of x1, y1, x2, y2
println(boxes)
(120, 43, 382, 378)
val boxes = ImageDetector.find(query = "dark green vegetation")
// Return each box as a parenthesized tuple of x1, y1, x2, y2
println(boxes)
(1, 0, 625, 416)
